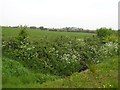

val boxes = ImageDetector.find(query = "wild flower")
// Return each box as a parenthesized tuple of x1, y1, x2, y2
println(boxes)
(72, 55, 77, 59)
(27, 48, 32, 50)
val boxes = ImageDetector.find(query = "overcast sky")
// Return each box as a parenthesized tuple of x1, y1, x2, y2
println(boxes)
(1, 0, 119, 30)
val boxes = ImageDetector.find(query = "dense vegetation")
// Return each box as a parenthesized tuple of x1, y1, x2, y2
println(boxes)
(31, 56, 118, 88)
(2, 27, 118, 88)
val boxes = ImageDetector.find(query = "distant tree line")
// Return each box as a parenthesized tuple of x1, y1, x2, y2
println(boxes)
(4, 26, 119, 34)
(48, 27, 96, 33)
(29, 26, 47, 30)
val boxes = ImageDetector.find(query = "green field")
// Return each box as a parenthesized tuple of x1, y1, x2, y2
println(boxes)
(2, 27, 118, 88)
(2, 27, 94, 41)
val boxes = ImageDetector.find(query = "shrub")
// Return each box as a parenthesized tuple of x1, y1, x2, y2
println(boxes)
(96, 28, 118, 43)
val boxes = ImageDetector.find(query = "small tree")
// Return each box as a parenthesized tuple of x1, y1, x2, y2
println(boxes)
(96, 28, 118, 43)
(39, 26, 44, 30)
(18, 26, 29, 45)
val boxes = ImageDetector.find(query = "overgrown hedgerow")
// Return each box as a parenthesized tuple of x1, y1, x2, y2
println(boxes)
(2, 28, 118, 76)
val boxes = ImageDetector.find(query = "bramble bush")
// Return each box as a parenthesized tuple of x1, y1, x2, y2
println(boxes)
(2, 27, 118, 76)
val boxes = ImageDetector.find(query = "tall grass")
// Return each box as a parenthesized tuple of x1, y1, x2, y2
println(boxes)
(2, 57, 60, 88)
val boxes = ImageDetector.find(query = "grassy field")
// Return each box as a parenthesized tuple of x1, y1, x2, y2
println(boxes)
(2, 27, 95, 41)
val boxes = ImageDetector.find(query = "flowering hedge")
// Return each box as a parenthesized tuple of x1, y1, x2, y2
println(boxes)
(2, 29, 118, 76)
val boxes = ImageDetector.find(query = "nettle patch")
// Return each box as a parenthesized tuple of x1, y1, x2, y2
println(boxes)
(2, 28, 118, 76)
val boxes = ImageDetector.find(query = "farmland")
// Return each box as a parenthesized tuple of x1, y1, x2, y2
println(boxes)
(2, 27, 118, 88)
(2, 27, 94, 41)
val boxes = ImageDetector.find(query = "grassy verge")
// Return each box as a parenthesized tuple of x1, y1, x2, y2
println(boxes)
(2, 57, 60, 88)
